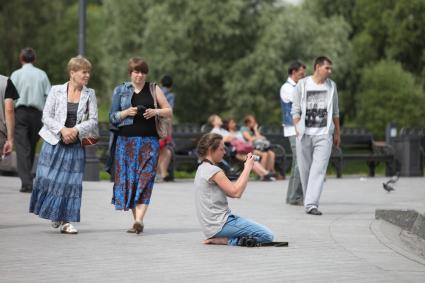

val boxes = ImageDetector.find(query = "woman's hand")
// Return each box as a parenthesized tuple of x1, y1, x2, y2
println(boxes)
(122, 106, 138, 118)
(244, 152, 255, 170)
(2, 140, 13, 156)
(143, 108, 159, 119)
(61, 127, 78, 144)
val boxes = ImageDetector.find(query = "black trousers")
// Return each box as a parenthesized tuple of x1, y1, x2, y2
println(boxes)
(15, 107, 42, 187)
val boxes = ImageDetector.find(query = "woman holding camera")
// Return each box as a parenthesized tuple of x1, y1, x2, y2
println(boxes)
(109, 57, 172, 234)
(194, 133, 274, 246)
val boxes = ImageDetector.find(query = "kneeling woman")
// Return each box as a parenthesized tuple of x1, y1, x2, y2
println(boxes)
(194, 133, 274, 246)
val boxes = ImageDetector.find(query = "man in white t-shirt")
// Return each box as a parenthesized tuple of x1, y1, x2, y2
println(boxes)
(291, 56, 340, 215)
(280, 61, 305, 205)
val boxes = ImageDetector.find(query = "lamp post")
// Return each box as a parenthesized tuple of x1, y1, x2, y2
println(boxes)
(78, 0, 99, 181)
(78, 0, 87, 56)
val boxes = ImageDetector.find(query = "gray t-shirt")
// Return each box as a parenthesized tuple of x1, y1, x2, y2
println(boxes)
(194, 162, 231, 238)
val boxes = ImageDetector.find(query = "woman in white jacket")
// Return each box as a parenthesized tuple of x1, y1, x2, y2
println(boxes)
(29, 56, 98, 234)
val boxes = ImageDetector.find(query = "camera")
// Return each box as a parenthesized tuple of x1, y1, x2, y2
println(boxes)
(137, 105, 147, 115)
(238, 236, 258, 247)
(252, 155, 260, 162)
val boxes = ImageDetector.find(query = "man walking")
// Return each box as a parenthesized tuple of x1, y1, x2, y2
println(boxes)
(292, 56, 340, 215)
(0, 75, 19, 161)
(280, 61, 306, 205)
(11, 47, 51, 193)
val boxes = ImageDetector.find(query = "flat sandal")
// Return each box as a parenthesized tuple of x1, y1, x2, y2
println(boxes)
(132, 221, 144, 234)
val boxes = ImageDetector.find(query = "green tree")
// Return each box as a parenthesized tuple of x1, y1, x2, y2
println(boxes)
(0, 1, 104, 95)
(385, 0, 425, 75)
(356, 60, 425, 139)
(101, 0, 271, 123)
(0, 0, 69, 75)
(223, 6, 352, 125)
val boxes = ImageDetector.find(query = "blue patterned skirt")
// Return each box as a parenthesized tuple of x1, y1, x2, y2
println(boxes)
(112, 136, 159, 210)
(29, 142, 85, 222)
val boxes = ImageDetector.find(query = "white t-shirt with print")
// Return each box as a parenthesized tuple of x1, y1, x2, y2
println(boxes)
(304, 77, 330, 136)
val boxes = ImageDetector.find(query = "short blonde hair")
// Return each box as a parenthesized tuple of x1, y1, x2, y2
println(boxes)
(67, 56, 92, 73)
(208, 114, 219, 127)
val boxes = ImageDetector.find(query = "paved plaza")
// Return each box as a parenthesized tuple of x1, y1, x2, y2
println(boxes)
(1, 175, 425, 282)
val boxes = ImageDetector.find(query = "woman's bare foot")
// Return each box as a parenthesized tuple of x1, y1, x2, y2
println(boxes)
(203, 237, 228, 245)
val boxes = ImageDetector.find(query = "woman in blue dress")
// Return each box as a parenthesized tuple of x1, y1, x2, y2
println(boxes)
(29, 56, 98, 234)
(109, 57, 172, 234)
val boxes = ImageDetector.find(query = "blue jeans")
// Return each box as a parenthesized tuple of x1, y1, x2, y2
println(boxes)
(213, 214, 274, 246)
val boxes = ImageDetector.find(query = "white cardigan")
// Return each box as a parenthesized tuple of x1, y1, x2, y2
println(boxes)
(39, 82, 98, 145)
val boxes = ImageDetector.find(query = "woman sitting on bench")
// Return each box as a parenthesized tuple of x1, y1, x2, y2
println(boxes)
(208, 114, 275, 181)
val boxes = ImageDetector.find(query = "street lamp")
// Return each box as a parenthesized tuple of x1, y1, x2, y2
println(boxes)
(78, 0, 87, 56)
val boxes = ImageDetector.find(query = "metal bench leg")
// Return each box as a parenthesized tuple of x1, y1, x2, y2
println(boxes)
(367, 161, 376, 177)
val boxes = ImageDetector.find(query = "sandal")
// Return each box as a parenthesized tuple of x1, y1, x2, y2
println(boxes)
(132, 221, 144, 234)
(60, 223, 78, 234)
(127, 227, 136, 233)
(51, 221, 62, 229)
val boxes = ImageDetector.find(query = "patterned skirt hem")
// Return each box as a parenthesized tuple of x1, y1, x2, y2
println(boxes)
(30, 177, 82, 222)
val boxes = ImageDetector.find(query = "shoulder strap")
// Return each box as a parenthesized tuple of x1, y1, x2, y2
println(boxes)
(149, 82, 158, 109)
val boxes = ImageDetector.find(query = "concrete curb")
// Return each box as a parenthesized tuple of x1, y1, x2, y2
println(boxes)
(376, 209, 425, 240)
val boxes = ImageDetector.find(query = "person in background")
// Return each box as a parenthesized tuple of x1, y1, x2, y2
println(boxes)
(208, 114, 275, 181)
(109, 57, 172, 234)
(29, 56, 98, 234)
(11, 47, 51, 193)
(157, 75, 175, 182)
(280, 61, 306, 205)
(241, 115, 276, 175)
(0, 75, 19, 161)
(194, 133, 274, 246)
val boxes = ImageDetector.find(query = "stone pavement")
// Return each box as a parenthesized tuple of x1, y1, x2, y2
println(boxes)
(1, 175, 425, 282)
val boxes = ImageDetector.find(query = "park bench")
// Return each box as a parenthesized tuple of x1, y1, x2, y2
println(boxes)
(96, 122, 204, 177)
(95, 123, 396, 179)
(261, 126, 396, 178)
(338, 128, 396, 177)
(171, 123, 204, 171)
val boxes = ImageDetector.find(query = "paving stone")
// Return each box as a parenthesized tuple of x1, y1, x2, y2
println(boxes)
(0, 175, 425, 282)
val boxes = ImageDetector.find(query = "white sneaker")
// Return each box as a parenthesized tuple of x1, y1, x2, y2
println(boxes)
(60, 223, 78, 234)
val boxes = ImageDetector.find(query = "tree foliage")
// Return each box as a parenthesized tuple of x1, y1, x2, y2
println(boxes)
(356, 60, 425, 138)
(224, 6, 352, 124)
(0, 0, 104, 92)
(101, 0, 269, 123)
(1, 0, 424, 133)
